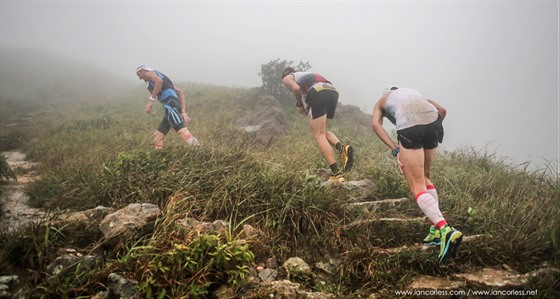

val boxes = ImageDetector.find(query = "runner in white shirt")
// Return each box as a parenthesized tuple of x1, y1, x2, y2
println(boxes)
(372, 86, 462, 265)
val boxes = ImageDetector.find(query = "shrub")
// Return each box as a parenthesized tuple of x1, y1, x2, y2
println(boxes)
(116, 232, 254, 298)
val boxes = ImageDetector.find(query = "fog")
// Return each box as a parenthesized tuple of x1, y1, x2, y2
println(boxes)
(1, 1, 558, 170)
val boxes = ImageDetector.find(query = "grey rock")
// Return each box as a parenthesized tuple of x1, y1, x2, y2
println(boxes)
(258, 268, 278, 283)
(107, 273, 140, 299)
(46, 250, 102, 276)
(235, 96, 290, 145)
(283, 257, 312, 277)
(99, 203, 160, 244)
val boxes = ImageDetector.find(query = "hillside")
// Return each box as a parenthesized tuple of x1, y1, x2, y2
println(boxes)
(0, 47, 135, 123)
(0, 47, 131, 90)
(0, 52, 558, 298)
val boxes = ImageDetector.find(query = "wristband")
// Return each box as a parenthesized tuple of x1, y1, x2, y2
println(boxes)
(391, 146, 400, 157)
(149, 96, 156, 102)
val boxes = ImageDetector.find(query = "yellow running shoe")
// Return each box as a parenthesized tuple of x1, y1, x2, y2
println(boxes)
(422, 226, 441, 245)
(340, 145, 354, 172)
(328, 171, 345, 183)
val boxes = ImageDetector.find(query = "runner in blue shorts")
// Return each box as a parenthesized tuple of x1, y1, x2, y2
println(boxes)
(136, 65, 199, 149)
(372, 86, 462, 265)
(281, 67, 354, 182)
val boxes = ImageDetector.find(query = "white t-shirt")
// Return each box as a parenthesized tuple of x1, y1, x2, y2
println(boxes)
(384, 88, 439, 130)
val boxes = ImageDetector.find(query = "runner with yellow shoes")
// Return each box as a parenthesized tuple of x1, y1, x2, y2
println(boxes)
(281, 67, 354, 182)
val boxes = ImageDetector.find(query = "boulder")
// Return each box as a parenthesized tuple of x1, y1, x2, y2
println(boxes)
(99, 203, 160, 245)
(283, 257, 312, 278)
(57, 206, 112, 223)
(235, 95, 290, 145)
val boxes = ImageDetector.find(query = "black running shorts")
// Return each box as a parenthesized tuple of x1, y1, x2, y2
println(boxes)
(305, 89, 339, 120)
(397, 117, 444, 149)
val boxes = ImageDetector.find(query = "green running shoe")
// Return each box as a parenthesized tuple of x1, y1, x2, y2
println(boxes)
(340, 145, 354, 172)
(422, 227, 441, 246)
(438, 225, 463, 265)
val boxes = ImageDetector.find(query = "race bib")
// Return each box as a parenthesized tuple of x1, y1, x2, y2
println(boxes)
(311, 83, 337, 93)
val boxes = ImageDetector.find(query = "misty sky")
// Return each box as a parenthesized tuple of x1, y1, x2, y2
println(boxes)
(1, 0, 558, 170)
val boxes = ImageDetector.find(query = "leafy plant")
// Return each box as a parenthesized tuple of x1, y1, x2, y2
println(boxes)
(123, 233, 254, 298)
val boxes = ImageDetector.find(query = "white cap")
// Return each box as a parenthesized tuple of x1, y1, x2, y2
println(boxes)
(383, 85, 398, 95)
(136, 64, 154, 73)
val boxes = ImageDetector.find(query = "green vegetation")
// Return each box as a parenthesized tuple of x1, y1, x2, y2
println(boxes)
(0, 53, 558, 297)
(258, 58, 312, 101)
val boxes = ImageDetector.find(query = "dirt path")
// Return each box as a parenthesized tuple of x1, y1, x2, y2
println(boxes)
(0, 151, 45, 231)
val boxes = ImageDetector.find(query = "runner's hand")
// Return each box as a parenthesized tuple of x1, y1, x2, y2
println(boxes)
(298, 106, 308, 116)
(396, 154, 404, 174)
(145, 101, 153, 114)
(182, 112, 190, 124)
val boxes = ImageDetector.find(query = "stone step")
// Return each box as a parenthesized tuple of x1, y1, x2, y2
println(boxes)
(340, 217, 429, 248)
(343, 198, 422, 219)
(344, 216, 427, 228)
(345, 197, 409, 211)
(322, 179, 379, 204)
(372, 234, 485, 255)
(407, 275, 465, 291)
(405, 265, 559, 296)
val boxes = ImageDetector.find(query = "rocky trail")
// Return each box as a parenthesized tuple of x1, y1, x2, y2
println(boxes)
(0, 151, 44, 232)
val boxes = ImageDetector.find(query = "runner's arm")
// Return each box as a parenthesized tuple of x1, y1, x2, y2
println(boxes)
(282, 75, 303, 107)
(372, 99, 398, 152)
(176, 87, 190, 123)
(428, 99, 447, 120)
(176, 87, 186, 113)
(148, 74, 163, 100)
